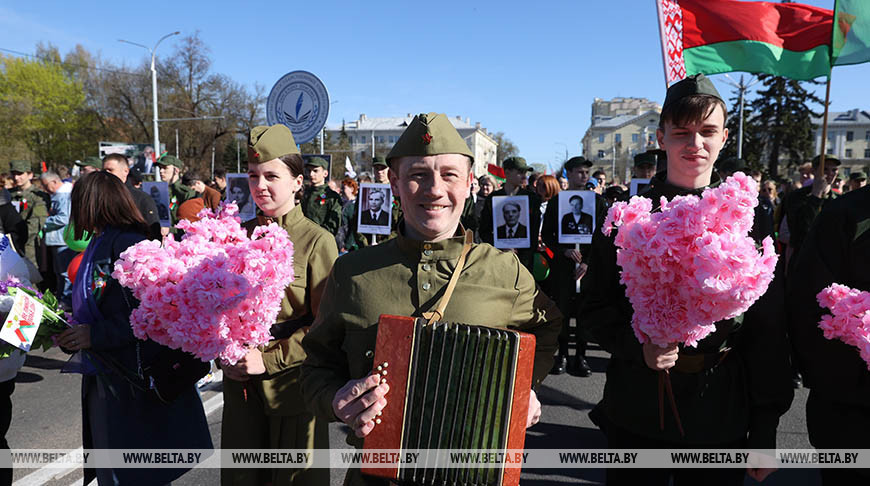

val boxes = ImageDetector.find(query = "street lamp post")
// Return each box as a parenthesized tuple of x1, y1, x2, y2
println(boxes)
(119, 31, 180, 178)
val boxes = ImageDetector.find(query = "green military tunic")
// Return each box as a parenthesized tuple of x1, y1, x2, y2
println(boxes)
(301, 184, 342, 235)
(580, 172, 793, 447)
(783, 185, 837, 266)
(10, 185, 49, 264)
(788, 185, 870, 462)
(168, 180, 196, 224)
(300, 224, 561, 485)
(222, 205, 338, 486)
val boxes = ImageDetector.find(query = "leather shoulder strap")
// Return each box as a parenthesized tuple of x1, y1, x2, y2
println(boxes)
(422, 230, 474, 326)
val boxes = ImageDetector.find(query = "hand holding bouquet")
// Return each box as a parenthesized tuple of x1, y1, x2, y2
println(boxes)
(817, 284, 870, 369)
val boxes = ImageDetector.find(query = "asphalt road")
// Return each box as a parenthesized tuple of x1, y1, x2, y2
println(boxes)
(9, 343, 820, 486)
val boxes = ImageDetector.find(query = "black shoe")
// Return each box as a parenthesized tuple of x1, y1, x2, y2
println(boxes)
(568, 356, 592, 377)
(550, 355, 567, 375)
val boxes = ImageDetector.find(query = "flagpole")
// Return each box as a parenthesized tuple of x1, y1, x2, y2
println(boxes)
(817, 75, 832, 178)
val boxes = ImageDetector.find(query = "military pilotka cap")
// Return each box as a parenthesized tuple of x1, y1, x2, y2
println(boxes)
(662, 74, 723, 112)
(372, 155, 388, 168)
(385, 112, 474, 166)
(811, 155, 841, 167)
(634, 152, 657, 168)
(717, 157, 748, 174)
(156, 155, 183, 169)
(849, 171, 867, 181)
(248, 124, 300, 163)
(305, 157, 329, 169)
(503, 156, 533, 172)
(564, 156, 593, 170)
(9, 160, 31, 173)
(77, 156, 102, 169)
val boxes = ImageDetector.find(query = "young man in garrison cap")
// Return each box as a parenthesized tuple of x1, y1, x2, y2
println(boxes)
(632, 151, 659, 180)
(541, 155, 607, 377)
(345, 155, 404, 250)
(301, 113, 561, 486)
(478, 155, 542, 273)
(787, 183, 870, 486)
(301, 156, 343, 235)
(155, 155, 196, 226)
(8, 160, 49, 268)
(75, 156, 102, 176)
(581, 74, 793, 485)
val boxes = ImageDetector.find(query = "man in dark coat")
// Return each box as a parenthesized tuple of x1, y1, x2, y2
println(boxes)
(102, 155, 161, 240)
(788, 184, 870, 485)
(496, 200, 527, 238)
(360, 189, 390, 226)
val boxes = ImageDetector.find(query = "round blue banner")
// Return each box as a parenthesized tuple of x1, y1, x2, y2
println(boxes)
(266, 70, 330, 145)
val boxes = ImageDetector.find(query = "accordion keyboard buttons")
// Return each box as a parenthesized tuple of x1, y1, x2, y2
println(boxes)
(422, 282, 431, 291)
(422, 263, 431, 271)
(423, 250, 433, 256)
(365, 350, 373, 358)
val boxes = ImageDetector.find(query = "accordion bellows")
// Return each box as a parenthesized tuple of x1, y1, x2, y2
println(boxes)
(363, 315, 536, 486)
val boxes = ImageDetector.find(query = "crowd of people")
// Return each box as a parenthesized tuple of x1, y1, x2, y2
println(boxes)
(0, 74, 866, 486)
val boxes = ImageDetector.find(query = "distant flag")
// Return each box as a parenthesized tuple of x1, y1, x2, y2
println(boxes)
(345, 156, 357, 179)
(487, 164, 505, 184)
(40, 161, 47, 173)
(656, 0, 834, 84)
(833, 0, 870, 66)
(561, 167, 567, 179)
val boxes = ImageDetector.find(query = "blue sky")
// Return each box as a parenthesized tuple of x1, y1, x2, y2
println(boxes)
(1, 0, 867, 171)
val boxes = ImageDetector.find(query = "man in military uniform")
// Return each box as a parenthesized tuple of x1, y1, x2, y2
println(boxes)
(8, 160, 49, 271)
(782, 155, 840, 271)
(301, 156, 342, 235)
(74, 156, 102, 176)
(847, 170, 866, 192)
(581, 75, 793, 485)
(788, 184, 870, 485)
(155, 155, 196, 227)
(301, 113, 561, 486)
(632, 151, 658, 180)
(542, 156, 607, 377)
(479, 156, 541, 272)
(346, 156, 403, 249)
(716, 156, 748, 180)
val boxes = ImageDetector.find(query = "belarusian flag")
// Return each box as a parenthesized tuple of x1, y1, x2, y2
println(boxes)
(833, 0, 870, 66)
(657, 0, 833, 84)
(488, 164, 506, 184)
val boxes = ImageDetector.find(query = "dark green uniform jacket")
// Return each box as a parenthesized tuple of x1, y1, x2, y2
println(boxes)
(168, 180, 196, 224)
(301, 184, 343, 235)
(784, 185, 837, 262)
(581, 173, 793, 447)
(300, 224, 562, 443)
(10, 185, 49, 264)
(479, 187, 542, 271)
(787, 185, 870, 450)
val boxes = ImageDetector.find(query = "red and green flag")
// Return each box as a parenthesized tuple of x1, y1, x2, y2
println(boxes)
(657, 0, 834, 84)
(833, 0, 870, 66)
(487, 164, 505, 184)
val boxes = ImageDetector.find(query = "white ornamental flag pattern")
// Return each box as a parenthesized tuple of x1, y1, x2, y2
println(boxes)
(658, 0, 687, 84)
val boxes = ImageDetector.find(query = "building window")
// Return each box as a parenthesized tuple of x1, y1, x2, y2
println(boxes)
(598, 135, 605, 143)
(866, 130, 870, 140)
(597, 150, 606, 159)
(827, 147, 834, 155)
(360, 136, 367, 143)
(864, 148, 870, 158)
(846, 131, 854, 141)
(615, 134, 622, 143)
(845, 148, 853, 158)
(632, 133, 639, 143)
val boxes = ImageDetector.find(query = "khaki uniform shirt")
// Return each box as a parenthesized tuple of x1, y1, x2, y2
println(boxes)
(300, 225, 562, 444)
(301, 184, 342, 235)
(10, 185, 49, 263)
(236, 205, 338, 415)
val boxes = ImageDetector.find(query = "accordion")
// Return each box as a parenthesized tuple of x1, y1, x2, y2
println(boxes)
(363, 315, 536, 486)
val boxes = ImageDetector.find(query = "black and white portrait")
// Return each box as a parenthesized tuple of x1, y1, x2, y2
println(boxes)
(558, 190, 595, 245)
(142, 182, 171, 228)
(492, 195, 530, 249)
(358, 183, 392, 235)
(226, 173, 256, 222)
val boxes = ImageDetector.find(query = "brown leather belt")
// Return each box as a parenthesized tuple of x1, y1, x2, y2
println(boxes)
(673, 348, 731, 374)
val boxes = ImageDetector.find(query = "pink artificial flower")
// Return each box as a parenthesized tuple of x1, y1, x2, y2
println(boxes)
(816, 284, 870, 369)
(602, 172, 778, 347)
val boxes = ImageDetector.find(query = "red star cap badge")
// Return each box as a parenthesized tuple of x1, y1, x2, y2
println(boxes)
(422, 133, 432, 144)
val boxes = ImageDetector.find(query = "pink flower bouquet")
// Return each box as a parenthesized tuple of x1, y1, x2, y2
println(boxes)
(112, 203, 294, 364)
(817, 284, 870, 369)
(603, 172, 778, 347)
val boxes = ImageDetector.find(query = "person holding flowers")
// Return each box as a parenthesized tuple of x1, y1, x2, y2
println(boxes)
(220, 124, 338, 486)
(788, 183, 870, 485)
(580, 75, 793, 485)
(55, 172, 212, 486)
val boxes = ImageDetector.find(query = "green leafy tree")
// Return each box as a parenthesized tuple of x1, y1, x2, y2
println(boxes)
(748, 74, 823, 177)
(491, 131, 519, 164)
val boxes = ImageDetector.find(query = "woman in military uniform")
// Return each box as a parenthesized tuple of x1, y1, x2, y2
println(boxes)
(221, 124, 338, 486)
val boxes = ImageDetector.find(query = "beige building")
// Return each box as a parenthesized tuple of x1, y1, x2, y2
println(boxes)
(581, 98, 662, 183)
(325, 114, 498, 177)
(812, 109, 870, 177)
